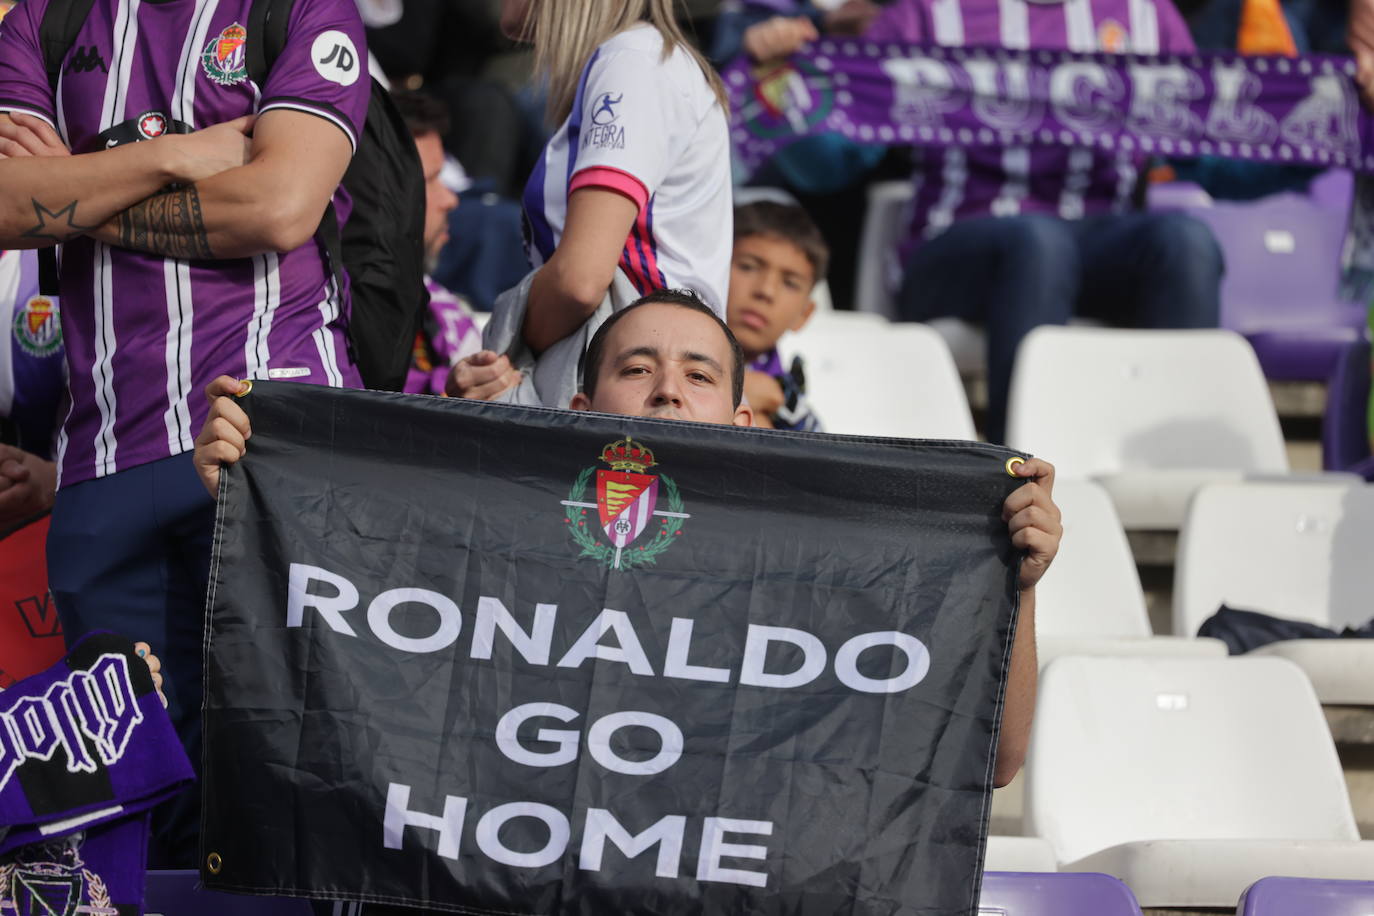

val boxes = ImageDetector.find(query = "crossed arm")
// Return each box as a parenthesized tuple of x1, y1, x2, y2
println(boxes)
(0, 108, 351, 258)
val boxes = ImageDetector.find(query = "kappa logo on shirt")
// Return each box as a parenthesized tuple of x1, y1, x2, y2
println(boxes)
(65, 45, 109, 75)
(202, 22, 248, 86)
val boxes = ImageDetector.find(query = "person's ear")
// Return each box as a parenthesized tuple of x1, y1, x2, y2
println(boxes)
(569, 392, 592, 412)
(733, 403, 755, 427)
(790, 296, 817, 332)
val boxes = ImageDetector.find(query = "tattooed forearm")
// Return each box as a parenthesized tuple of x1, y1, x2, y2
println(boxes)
(116, 186, 213, 259)
(21, 199, 97, 245)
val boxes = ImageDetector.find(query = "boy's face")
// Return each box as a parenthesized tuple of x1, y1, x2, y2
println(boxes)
(569, 304, 753, 427)
(726, 234, 817, 360)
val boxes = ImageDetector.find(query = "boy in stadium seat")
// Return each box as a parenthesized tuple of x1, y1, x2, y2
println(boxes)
(191, 288, 1060, 787)
(727, 202, 824, 431)
(748, 0, 1224, 445)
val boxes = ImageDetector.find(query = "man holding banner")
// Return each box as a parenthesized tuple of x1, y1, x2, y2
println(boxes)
(192, 289, 1061, 914)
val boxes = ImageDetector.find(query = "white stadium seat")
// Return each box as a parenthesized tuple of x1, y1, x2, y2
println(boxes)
(1174, 481, 1374, 703)
(1033, 481, 1226, 666)
(1024, 657, 1374, 907)
(1006, 327, 1296, 529)
(852, 180, 912, 318)
(983, 836, 1057, 873)
(778, 315, 976, 440)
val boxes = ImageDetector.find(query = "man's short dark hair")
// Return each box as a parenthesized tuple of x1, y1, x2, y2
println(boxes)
(579, 289, 746, 408)
(733, 201, 829, 284)
(391, 89, 451, 139)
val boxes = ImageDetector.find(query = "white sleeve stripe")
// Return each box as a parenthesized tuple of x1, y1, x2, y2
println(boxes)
(0, 105, 58, 130)
(258, 101, 358, 153)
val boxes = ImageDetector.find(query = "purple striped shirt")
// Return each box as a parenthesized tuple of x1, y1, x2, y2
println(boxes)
(866, 0, 1195, 262)
(0, 0, 369, 486)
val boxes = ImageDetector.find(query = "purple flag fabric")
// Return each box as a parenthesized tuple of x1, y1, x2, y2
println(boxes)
(0, 632, 193, 916)
(726, 44, 1374, 177)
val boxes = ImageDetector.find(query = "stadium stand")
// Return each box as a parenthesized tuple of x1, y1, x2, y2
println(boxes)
(1173, 481, 1374, 704)
(978, 871, 1145, 915)
(1004, 326, 1331, 529)
(777, 314, 976, 440)
(1023, 656, 1374, 907)
(1032, 480, 1226, 666)
(1236, 876, 1374, 915)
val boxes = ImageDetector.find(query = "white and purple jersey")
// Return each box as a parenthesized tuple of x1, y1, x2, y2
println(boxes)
(0, 250, 64, 460)
(867, 0, 1195, 259)
(0, 0, 369, 486)
(521, 23, 733, 315)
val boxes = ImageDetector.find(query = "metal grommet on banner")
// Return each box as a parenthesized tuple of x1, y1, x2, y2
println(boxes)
(207, 852, 223, 874)
(235, 379, 253, 398)
(1005, 456, 1025, 477)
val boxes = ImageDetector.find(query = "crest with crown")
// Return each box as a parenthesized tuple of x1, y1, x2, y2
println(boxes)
(600, 437, 657, 474)
(561, 436, 689, 571)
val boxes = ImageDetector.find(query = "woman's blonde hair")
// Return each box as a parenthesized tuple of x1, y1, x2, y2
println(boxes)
(528, 0, 727, 125)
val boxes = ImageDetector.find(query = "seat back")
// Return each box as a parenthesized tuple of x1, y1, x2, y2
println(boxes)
(1174, 482, 1374, 636)
(1005, 327, 1288, 479)
(1024, 657, 1359, 866)
(1179, 191, 1363, 335)
(1033, 481, 1152, 639)
(779, 317, 976, 440)
(978, 872, 1143, 916)
(1238, 876, 1374, 916)
(853, 180, 914, 318)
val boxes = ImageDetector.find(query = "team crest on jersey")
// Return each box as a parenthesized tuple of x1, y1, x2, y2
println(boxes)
(0, 834, 113, 916)
(13, 296, 61, 358)
(1098, 19, 1129, 53)
(560, 437, 691, 570)
(202, 22, 248, 86)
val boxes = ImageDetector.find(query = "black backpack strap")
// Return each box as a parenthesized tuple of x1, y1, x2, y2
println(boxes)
(246, 0, 295, 87)
(36, 0, 95, 297)
(315, 199, 355, 365)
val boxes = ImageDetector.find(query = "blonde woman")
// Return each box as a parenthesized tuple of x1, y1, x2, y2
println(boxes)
(449, 0, 733, 407)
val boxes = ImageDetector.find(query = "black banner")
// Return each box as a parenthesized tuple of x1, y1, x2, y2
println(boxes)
(202, 382, 1026, 915)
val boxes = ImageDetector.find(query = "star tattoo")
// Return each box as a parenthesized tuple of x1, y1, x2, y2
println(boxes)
(21, 198, 97, 245)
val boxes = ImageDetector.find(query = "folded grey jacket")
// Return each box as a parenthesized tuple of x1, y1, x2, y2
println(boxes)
(482, 269, 644, 410)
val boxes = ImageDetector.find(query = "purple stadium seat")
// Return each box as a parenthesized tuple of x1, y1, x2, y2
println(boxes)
(144, 870, 312, 915)
(1237, 876, 1374, 915)
(1150, 185, 1366, 381)
(1322, 338, 1374, 478)
(1308, 169, 1355, 212)
(978, 872, 1143, 916)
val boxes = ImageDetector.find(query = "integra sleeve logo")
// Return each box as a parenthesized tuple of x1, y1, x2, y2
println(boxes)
(0, 653, 144, 793)
(560, 437, 691, 571)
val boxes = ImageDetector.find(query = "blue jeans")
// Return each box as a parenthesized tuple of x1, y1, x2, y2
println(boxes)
(897, 211, 1224, 444)
(47, 451, 216, 867)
